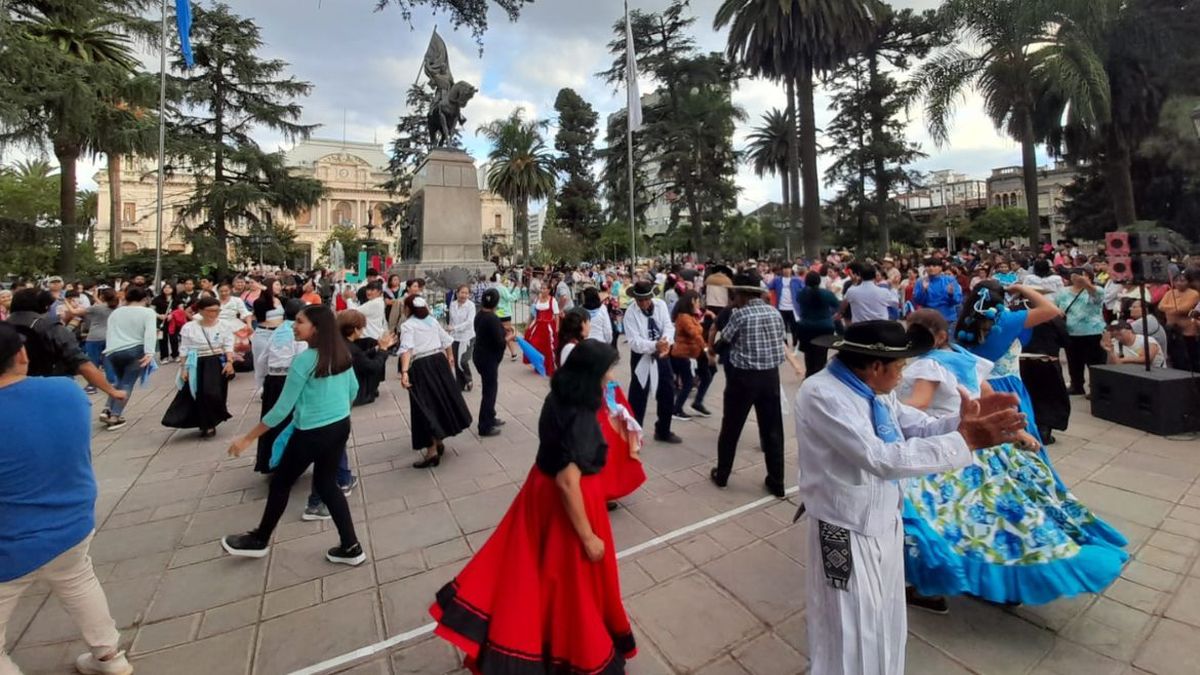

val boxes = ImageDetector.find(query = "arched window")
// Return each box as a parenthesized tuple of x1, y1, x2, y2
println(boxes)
(333, 201, 353, 226)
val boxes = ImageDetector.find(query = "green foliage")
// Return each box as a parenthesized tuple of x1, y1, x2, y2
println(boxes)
(233, 221, 301, 267)
(0, 0, 156, 276)
(319, 224, 367, 269)
(605, 2, 744, 259)
(373, 0, 530, 44)
(477, 108, 557, 262)
(104, 249, 203, 281)
(0, 160, 60, 222)
(968, 207, 1028, 245)
(382, 83, 438, 231)
(596, 221, 633, 261)
(719, 214, 779, 260)
(553, 88, 602, 241)
(536, 225, 587, 267)
(716, 0, 884, 258)
(169, 3, 324, 274)
(823, 6, 939, 254)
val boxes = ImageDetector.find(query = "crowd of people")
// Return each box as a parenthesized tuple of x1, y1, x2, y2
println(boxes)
(1, 239, 1199, 675)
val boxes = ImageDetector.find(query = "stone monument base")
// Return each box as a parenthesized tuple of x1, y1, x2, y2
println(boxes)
(388, 148, 496, 288)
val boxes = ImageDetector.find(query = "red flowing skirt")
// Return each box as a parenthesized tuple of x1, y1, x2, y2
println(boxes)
(429, 392, 645, 675)
(523, 314, 557, 377)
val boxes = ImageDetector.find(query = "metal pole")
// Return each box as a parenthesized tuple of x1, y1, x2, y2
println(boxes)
(625, 1, 636, 267)
(152, 0, 168, 292)
(1139, 283, 1151, 373)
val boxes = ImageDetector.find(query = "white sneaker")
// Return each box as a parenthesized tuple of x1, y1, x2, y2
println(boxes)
(75, 650, 133, 675)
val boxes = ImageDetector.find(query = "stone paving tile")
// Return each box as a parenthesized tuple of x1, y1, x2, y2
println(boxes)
(255, 590, 383, 675)
(627, 573, 763, 672)
(17, 346, 1196, 675)
(129, 625, 254, 675)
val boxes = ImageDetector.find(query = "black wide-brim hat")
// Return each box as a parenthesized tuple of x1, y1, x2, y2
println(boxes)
(729, 270, 768, 296)
(626, 280, 656, 299)
(812, 320, 935, 359)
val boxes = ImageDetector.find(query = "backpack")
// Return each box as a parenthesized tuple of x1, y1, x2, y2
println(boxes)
(8, 317, 66, 376)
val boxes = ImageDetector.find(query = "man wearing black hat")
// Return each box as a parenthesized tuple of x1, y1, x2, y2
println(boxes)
(794, 320, 1026, 675)
(624, 280, 681, 443)
(710, 272, 793, 497)
(472, 288, 510, 437)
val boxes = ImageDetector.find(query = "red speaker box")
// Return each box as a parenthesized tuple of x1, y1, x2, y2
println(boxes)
(1105, 231, 1131, 255)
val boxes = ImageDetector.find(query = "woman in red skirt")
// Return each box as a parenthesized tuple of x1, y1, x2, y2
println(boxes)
(523, 284, 559, 377)
(430, 340, 643, 674)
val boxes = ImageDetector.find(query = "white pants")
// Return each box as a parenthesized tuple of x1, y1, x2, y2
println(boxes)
(0, 533, 120, 675)
(805, 516, 906, 675)
(252, 327, 274, 391)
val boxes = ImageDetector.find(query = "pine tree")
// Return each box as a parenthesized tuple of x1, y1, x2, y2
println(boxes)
(552, 88, 601, 241)
(382, 83, 439, 232)
(170, 3, 323, 274)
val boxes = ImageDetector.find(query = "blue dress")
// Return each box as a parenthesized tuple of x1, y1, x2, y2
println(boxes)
(901, 318, 1128, 604)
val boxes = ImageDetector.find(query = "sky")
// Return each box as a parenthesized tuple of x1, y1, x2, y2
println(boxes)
(17, 0, 1041, 213)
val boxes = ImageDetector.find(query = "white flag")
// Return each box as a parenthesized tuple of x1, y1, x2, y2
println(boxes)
(625, 5, 643, 132)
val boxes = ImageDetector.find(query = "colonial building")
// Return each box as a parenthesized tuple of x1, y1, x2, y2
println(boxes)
(985, 162, 1079, 243)
(94, 138, 514, 268)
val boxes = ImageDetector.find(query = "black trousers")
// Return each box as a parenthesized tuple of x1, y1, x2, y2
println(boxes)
(1065, 334, 1106, 392)
(778, 309, 797, 347)
(158, 329, 179, 360)
(670, 356, 695, 414)
(255, 374, 289, 473)
(796, 323, 834, 377)
(629, 353, 674, 438)
(716, 366, 784, 490)
(473, 351, 501, 432)
(256, 417, 357, 548)
(1167, 330, 1200, 372)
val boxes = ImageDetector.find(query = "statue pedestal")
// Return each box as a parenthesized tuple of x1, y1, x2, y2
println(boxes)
(390, 148, 496, 286)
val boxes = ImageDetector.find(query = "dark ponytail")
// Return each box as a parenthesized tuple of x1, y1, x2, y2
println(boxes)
(300, 305, 352, 377)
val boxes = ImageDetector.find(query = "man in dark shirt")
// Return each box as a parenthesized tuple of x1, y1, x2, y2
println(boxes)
(4, 289, 125, 401)
(473, 289, 509, 436)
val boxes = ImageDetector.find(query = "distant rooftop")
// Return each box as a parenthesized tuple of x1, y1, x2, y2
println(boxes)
(284, 138, 390, 171)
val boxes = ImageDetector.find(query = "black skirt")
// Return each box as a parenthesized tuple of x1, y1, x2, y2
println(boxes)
(162, 355, 232, 431)
(408, 352, 472, 449)
(255, 374, 289, 473)
(1019, 357, 1071, 432)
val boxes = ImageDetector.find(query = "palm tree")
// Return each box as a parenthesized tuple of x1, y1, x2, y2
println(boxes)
(716, 0, 880, 258)
(92, 73, 159, 260)
(5, 2, 146, 275)
(745, 107, 793, 227)
(477, 109, 557, 262)
(918, 0, 1068, 245)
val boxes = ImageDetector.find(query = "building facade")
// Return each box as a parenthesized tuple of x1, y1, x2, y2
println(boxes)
(95, 138, 513, 268)
(895, 170, 988, 212)
(985, 163, 1079, 243)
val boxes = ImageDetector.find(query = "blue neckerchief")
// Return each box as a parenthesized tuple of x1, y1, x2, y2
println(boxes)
(605, 380, 620, 414)
(270, 320, 294, 347)
(176, 350, 198, 398)
(922, 345, 981, 396)
(993, 272, 1018, 286)
(269, 422, 295, 470)
(139, 358, 158, 387)
(827, 358, 901, 443)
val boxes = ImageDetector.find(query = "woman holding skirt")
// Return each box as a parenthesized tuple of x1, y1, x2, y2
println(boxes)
(400, 295, 472, 469)
(523, 284, 559, 377)
(429, 340, 642, 674)
(162, 297, 235, 436)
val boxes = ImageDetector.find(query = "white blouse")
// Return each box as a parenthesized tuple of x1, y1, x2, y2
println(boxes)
(899, 356, 994, 419)
(399, 317, 454, 356)
(180, 321, 235, 357)
(448, 299, 477, 342)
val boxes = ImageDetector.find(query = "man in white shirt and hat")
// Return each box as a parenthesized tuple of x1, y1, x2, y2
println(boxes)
(624, 280, 681, 444)
(794, 320, 1027, 674)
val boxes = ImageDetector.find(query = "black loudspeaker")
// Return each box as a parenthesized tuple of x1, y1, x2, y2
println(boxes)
(1131, 254, 1172, 284)
(1090, 365, 1200, 436)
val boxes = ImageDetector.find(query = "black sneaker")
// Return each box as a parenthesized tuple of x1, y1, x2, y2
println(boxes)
(655, 432, 683, 444)
(709, 467, 728, 488)
(672, 411, 692, 422)
(479, 427, 501, 437)
(339, 476, 359, 496)
(764, 478, 786, 499)
(906, 587, 949, 614)
(493, 419, 506, 427)
(690, 403, 712, 418)
(327, 542, 366, 566)
(222, 532, 269, 558)
(105, 417, 127, 431)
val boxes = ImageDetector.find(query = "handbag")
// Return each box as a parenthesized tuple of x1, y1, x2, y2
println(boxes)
(200, 325, 235, 380)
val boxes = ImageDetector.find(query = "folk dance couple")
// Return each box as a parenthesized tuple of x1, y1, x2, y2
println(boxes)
(797, 315, 1126, 673)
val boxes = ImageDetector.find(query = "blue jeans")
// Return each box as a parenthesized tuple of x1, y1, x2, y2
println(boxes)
(306, 449, 354, 508)
(83, 341, 116, 384)
(106, 346, 145, 416)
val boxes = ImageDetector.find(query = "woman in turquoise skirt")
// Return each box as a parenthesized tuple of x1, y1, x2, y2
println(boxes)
(899, 303, 1127, 607)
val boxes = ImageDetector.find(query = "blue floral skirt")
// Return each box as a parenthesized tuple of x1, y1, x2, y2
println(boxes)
(902, 439, 1127, 605)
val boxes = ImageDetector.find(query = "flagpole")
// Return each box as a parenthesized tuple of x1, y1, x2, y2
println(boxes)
(624, 0, 637, 266)
(152, 0, 168, 292)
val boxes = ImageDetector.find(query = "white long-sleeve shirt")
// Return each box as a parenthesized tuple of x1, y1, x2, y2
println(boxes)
(794, 367, 971, 538)
(359, 297, 387, 340)
(179, 321, 235, 358)
(623, 298, 674, 355)
(586, 307, 613, 345)
(448, 299, 476, 342)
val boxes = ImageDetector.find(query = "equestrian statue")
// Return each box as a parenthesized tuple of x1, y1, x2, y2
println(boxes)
(422, 29, 476, 148)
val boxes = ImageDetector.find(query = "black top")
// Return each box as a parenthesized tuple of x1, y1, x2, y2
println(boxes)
(473, 311, 507, 366)
(535, 396, 608, 477)
(714, 307, 734, 364)
(1024, 317, 1069, 357)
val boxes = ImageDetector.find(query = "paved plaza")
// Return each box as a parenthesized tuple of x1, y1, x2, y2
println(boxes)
(6, 352, 1200, 675)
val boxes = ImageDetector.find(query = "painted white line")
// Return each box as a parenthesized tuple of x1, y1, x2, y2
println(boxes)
(289, 486, 800, 675)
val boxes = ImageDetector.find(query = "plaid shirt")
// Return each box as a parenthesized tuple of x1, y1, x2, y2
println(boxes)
(722, 298, 787, 370)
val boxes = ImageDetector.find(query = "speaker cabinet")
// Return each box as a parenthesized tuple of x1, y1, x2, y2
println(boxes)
(1106, 231, 1131, 255)
(1109, 255, 1132, 282)
(1090, 365, 1200, 436)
